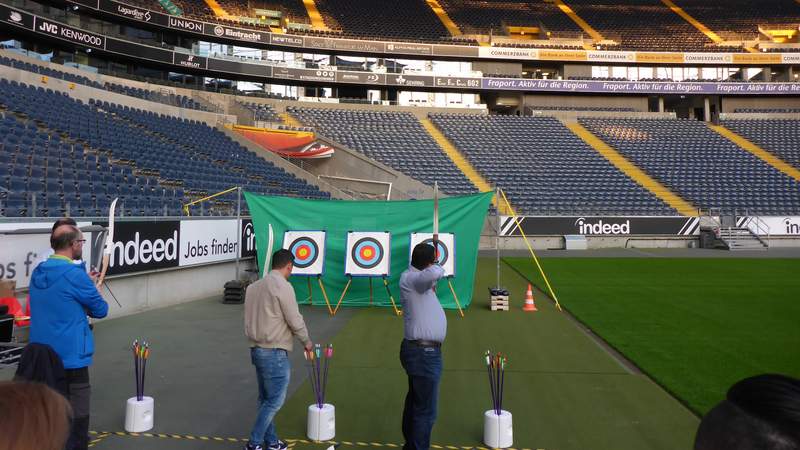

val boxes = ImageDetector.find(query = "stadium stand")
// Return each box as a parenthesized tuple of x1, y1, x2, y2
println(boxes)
(283, 0, 450, 41)
(438, 0, 582, 36)
(0, 56, 103, 89)
(722, 119, 800, 170)
(240, 102, 282, 123)
(579, 118, 800, 215)
(672, 0, 800, 37)
(287, 107, 476, 195)
(0, 55, 212, 112)
(565, 0, 716, 51)
(429, 114, 677, 215)
(0, 80, 328, 217)
(215, 0, 309, 23)
(105, 83, 210, 111)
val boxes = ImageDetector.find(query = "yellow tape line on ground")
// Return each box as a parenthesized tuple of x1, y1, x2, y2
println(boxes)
(89, 431, 540, 450)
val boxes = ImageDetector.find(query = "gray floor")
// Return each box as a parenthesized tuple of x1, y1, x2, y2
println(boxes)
(3, 298, 358, 450)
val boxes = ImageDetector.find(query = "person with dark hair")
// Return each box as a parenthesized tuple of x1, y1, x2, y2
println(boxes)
(0, 381, 73, 450)
(29, 224, 108, 450)
(243, 249, 313, 450)
(398, 242, 447, 450)
(695, 374, 800, 450)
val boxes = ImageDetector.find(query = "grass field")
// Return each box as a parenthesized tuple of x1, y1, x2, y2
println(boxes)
(504, 257, 800, 415)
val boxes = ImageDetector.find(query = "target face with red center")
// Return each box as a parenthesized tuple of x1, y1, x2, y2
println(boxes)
(283, 231, 326, 276)
(409, 233, 455, 277)
(345, 231, 391, 276)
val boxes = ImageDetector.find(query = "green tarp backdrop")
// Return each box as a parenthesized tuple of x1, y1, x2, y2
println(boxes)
(244, 191, 493, 310)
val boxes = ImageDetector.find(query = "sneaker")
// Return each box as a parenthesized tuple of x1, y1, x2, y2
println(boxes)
(243, 444, 263, 450)
(268, 440, 288, 450)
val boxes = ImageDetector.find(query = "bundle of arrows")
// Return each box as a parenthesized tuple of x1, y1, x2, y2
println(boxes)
(132, 340, 151, 402)
(485, 350, 507, 415)
(304, 344, 333, 409)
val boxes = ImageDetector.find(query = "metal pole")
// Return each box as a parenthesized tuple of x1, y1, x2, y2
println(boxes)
(495, 186, 500, 289)
(235, 186, 242, 281)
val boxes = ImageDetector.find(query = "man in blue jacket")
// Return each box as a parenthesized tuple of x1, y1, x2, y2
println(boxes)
(29, 224, 108, 450)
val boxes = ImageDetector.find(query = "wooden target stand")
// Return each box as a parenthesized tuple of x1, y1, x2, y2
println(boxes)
(303, 276, 335, 316)
(332, 274, 402, 316)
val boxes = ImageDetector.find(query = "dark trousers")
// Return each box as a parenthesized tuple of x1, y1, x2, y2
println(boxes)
(65, 367, 91, 450)
(400, 340, 442, 450)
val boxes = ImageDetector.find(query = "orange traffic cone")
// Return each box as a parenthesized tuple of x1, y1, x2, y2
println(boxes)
(523, 284, 538, 312)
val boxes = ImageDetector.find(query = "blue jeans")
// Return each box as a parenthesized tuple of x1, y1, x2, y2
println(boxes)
(249, 347, 291, 446)
(400, 340, 442, 450)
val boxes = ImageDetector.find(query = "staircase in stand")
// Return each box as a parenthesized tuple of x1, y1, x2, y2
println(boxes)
(718, 227, 769, 250)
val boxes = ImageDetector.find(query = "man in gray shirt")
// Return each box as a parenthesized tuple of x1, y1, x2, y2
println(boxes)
(243, 249, 313, 450)
(399, 242, 446, 450)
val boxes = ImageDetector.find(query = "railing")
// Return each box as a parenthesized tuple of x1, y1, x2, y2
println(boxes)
(736, 208, 771, 248)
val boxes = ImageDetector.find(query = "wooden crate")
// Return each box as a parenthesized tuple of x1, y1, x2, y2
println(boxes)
(490, 294, 509, 311)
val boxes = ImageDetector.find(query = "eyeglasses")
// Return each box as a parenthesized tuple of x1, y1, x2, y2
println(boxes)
(73, 239, 86, 244)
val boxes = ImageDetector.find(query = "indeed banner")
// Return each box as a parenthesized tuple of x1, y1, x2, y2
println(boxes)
(737, 216, 800, 236)
(499, 216, 700, 236)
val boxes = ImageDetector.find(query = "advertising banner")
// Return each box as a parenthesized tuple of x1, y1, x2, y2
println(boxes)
(205, 24, 269, 44)
(386, 73, 433, 87)
(178, 220, 240, 266)
(99, 0, 169, 27)
(173, 53, 207, 70)
(93, 220, 180, 276)
(0, 222, 93, 290)
(34, 16, 106, 49)
(273, 67, 335, 82)
(737, 216, 800, 236)
(0, 4, 34, 30)
(499, 216, 700, 236)
(482, 78, 800, 95)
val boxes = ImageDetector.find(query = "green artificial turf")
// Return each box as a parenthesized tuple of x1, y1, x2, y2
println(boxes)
(276, 258, 698, 450)
(504, 257, 800, 416)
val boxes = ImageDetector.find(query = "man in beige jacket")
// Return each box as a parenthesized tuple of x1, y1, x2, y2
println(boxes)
(244, 249, 313, 450)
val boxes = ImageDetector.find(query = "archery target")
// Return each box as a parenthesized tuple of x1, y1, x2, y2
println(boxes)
(345, 231, 391, 276)
(409, 233, 455, 277)
(283, 231, 326, 276)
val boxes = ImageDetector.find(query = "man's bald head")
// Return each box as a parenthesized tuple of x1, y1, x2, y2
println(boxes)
(51, 225, 83, 260)
(51, 217, 77, 233)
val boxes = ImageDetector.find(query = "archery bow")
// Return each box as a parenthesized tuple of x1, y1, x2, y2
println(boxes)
(95, 198, 121, 307)
(433, 181, 439, 254)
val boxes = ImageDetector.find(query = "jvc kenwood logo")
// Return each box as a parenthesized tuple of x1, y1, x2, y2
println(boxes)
(37, 20, 103, 46)
(110, 231, 178, 268)
(784, 217, 800, 234)
(574, 217, 631, 235)
(169, 16, 202, 32)
(38, 21, 58, 35)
